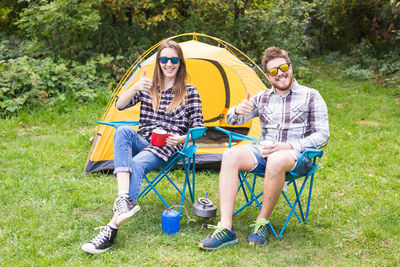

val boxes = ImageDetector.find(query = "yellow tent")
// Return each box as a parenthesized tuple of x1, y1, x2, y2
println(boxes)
(85, 33, 267, 173)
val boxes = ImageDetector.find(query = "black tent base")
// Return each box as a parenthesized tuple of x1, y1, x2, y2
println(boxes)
(84, 153, 222, 174)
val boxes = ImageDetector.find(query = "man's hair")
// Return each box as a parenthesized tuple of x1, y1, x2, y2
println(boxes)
(261, 46, 291, 73)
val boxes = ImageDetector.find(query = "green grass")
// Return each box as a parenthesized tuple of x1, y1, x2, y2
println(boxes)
(1, 61, 399, 266)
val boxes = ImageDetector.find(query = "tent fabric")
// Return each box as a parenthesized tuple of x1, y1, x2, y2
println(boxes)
(85, 34, 267, 173)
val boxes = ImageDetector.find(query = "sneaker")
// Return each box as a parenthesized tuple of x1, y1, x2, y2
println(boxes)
(81, 225, 118, 254)
(247, 218, 269, 246)
(198, 222, 238, 250)
(113, 193, 140, 225)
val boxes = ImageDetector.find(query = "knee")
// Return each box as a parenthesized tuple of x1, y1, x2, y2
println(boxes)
(114, 126, 137, 141)
(266, 152, 293, 176)
(115, 126, 133, 136)
(221, 148, 241, 165)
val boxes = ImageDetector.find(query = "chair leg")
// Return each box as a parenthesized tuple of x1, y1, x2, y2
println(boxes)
(304, 173, 314, 221)
(238, 172, 250, 203)
(278, 175, 312, 237)
(234, 172, 315, 239)
(233, 172, 263, 216)
(138, 158, 192, 208)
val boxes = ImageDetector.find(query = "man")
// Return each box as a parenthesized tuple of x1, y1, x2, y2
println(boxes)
(199, 46, 329, 250)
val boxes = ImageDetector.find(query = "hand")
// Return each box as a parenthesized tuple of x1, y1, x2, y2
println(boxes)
(166, 134, 186, 147)
(134, 70, 153, 92)
(260, 142, 293, 158)
(235, 92, 254, 115)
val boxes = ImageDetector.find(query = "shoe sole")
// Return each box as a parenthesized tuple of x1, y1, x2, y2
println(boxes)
(199, 238, 238, 251)
(116, 205, 140, 226)
(81, 244, 112, 254)
(248, 240, 266, 246)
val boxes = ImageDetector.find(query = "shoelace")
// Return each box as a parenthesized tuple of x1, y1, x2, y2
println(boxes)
(91, 226, 112, 246)
(250, 219, 268, 234)
(207, 223, 226, 239)
(115, 195, 132, 213)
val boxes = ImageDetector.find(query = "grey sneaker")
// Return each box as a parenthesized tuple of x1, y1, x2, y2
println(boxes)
(113, 193, 140, 225)
(81, 225, 118, 254)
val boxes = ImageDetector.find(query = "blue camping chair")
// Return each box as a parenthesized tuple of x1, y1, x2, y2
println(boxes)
(215, 126, 323, 238)
(97, 121, 207, 212)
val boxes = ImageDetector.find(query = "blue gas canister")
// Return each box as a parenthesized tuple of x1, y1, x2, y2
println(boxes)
(161, 208, 180, 234)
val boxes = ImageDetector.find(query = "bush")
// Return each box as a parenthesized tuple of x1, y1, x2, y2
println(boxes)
(0, 55, 114, 116)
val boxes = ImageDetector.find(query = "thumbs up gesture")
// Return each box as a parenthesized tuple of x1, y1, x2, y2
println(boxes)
(134, 70, 153, 92)
(235, 92, 254, 115)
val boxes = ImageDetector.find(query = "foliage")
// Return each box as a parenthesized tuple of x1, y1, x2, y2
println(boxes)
(0, 66, 399, 265)
(16, 0, 101, 61)
(323, 38, 400, 85)
(0, 0, 27, 34)
(310, 0, 400, 52)
(0, 54, 114, 116)
(0, 0, 398, 116)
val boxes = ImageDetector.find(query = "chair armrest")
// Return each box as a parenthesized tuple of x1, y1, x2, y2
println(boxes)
(182, 127, 207, 148)
(214, 126, 259, 148)
(97, 120, 139, 129)
(303, 149, 323, 160)
(289, 149, 323, 177)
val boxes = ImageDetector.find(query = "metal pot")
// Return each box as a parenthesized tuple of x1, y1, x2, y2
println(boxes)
(193, 197, 217, 218)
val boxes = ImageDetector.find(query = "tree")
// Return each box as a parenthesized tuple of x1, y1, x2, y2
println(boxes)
(17, 0, 101, 61)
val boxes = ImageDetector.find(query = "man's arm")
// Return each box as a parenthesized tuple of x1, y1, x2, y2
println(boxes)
(226, 92, 259, 125)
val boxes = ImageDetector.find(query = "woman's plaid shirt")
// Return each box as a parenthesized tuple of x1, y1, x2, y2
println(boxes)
(117, 84, 204, 161)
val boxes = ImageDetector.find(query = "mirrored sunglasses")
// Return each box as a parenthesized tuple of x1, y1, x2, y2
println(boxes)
(267, 63, 291, 76)
(159, 57, 180, 65)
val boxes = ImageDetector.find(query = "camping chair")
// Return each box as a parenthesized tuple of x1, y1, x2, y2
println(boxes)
(97, 121, 207, 212)
(215, 126, 323, 238)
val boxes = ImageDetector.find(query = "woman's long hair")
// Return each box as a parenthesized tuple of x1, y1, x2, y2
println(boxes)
(150, 40, 187, 114)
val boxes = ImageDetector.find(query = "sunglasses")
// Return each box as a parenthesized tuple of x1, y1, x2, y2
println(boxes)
(159, 57, 180, 65)
(266, 63, 291, 76)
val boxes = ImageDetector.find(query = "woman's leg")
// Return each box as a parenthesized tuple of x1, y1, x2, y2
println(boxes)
(112, 126, 150, 225)
(82, 126, 149, 254)
(127, 150, 164, 203)
(113, 126, 149, 192)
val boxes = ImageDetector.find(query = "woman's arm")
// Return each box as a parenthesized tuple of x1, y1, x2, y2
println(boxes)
(116, 70, 153, 110)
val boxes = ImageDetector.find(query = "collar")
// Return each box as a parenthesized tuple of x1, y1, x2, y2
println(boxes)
(266, 79, 298, 96)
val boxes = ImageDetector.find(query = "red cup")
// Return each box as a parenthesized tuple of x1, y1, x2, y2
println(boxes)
(151, 129, 171, 146)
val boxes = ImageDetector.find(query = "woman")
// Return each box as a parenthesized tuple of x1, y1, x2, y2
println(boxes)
(82, 40, 204, 254)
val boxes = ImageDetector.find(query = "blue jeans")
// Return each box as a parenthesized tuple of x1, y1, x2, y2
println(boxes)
(113, 126, 164, 203)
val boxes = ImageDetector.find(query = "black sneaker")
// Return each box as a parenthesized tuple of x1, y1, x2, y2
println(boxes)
(81, 225, 118, 254)
(113, 193, 140, 225)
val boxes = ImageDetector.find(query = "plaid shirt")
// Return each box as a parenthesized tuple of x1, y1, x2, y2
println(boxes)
(118, 84, 204, 161)
(226, 80, 329, 159)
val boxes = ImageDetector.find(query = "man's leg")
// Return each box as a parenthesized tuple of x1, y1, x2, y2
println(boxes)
(199, 146, 254, 250)
(257, 150, 295, 221)
(246, 150, 295, 246)
(219, 146, 255, 230)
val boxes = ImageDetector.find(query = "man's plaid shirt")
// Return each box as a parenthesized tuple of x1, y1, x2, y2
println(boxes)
(226, 80, 329, 159)
(118, 84, 204, 161)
